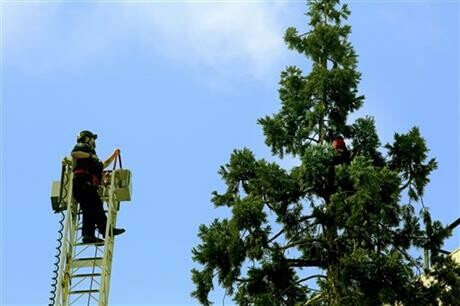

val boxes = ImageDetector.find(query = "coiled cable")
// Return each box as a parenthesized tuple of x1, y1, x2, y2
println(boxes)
(49, 211, 65, 306)
(49, 161, 70, 306)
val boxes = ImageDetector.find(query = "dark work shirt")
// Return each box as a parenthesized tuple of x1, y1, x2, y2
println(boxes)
(72, 142, 103, 178)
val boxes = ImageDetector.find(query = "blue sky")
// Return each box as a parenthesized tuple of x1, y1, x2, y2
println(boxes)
(1, 1, 458, 305)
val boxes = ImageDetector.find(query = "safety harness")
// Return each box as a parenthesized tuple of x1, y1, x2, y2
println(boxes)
(73, 169, 101, 187)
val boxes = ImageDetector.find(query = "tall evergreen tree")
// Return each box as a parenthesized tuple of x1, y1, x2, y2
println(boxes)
(191, 1, 460, 305)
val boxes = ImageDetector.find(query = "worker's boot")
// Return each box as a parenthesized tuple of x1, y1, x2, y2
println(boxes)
(100, 227, 125, 238)
(82, 236, 104, 244)
(113, 228, 126, 236)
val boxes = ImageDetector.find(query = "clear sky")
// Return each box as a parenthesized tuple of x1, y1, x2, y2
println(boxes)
(1, 1, 458, 305)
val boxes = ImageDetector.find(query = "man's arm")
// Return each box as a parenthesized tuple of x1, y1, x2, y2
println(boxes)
(103, 149, 120, 169)
(72, 151, 95, 159)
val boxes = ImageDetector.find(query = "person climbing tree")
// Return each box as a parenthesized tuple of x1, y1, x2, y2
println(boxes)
(332, 135, 350, 165)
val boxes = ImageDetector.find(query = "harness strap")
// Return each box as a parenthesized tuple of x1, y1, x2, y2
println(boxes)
(112, 150, 122, 170)
(73, 169, 100, 187)
(73, 169, 88, 175)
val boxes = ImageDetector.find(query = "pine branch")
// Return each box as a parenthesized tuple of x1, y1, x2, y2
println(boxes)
(305, 293, 324, 305)
(296, 274, 327, 285)
(298, 30, 313, 37)
(235, 277, 250, 283)
(265, 202, 275, 211)
(447, 218, 460, 231)
(282, 235, 323, 250)
(399, 178, 412, 192)
(286, 258, 322, 267)
(262, 195, 276, 212)
(268, 228, 285, 244)
(300, 214, 316, 222)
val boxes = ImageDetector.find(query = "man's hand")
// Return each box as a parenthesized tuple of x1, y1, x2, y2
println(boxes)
(112, 149, 120, 159)
(103, 149, 121, 169)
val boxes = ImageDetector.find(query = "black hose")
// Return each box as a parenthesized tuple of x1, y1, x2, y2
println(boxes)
(49, 211, 65, 306)
(49, 161, 71, 306)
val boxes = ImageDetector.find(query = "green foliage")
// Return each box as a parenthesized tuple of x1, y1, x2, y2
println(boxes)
(350, 116, 384, 166)
(385, 127, 438, 201)
(260, 1, 363, 157)
(234, 247, 308, 305)
(191, 1, 459, 305)
(295, 144, 336, 198)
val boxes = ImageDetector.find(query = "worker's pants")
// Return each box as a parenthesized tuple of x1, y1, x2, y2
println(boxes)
(73, 176, 107, 238)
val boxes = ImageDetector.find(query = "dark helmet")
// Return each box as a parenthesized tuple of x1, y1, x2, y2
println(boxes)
(77, 130, 97, 142)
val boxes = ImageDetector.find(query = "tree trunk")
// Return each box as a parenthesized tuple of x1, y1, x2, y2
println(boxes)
(326, 223, 341, 306)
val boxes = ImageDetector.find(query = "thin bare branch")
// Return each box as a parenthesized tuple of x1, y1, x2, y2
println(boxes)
(283, 237, 323, 250)
(286, 258, 321, 267)
(268, 229, 285, 244)
(296, 274, 327, 285)
(399, 178, 412, 192)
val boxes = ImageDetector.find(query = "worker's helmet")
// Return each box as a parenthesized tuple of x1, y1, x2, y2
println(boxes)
(77, 130, 97, 142)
